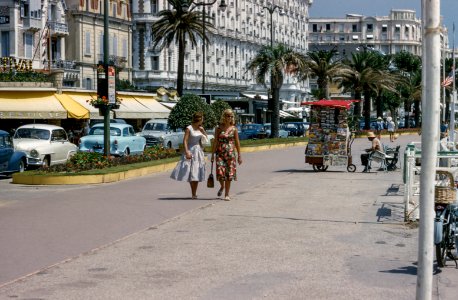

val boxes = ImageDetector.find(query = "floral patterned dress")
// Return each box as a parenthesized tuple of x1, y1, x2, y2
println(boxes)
(216, 126, 237, 181)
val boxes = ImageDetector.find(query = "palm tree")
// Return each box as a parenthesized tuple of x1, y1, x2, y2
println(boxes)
(246, 44, 307, 138)
(304, 48, 349, 99)
(392, 51, 422, 128)
(151, 0, 213, 96)
(339, 51, 378, 129)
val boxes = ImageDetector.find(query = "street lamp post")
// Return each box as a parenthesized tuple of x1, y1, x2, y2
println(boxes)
(260, 4, 284, 137)
(187, 0, 227, 94)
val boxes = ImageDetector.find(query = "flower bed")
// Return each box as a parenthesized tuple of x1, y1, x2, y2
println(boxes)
(37, 146, 179, 174)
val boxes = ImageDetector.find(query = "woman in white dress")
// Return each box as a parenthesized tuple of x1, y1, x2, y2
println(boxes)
(170, 112, 208, 199)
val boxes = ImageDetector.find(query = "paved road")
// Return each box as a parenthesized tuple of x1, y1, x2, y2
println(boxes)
(0, 134, 457, 299)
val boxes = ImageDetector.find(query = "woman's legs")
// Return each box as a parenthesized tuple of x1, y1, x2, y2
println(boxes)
(190, 181, 198, 198)
(217, 180, 224, 197)
(224, 180, 232, 200)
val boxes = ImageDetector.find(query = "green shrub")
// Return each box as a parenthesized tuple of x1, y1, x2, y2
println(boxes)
(168, 94, 217, 130)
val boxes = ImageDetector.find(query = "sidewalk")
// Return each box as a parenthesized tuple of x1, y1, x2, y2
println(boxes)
(0, 136, 457, 299)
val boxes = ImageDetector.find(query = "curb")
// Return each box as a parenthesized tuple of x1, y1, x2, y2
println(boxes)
(12, 142, 307, 185)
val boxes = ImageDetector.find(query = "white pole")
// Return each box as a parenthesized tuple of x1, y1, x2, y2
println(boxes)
(450, 24, 456, 143)
(416, 0, 441, 299)
(442, 42, 446, 122)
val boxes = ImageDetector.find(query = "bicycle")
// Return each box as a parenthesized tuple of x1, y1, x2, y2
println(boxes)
(434, 202, 458, 268)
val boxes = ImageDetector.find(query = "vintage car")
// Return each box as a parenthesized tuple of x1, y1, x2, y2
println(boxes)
(13, 124, 78, 168)
(79, 123, 146, 156)
(0, 130, 27, 175)
(240, 124, 267, 139)
(139, 119, 184, 149)
(264, 123, 289, 138)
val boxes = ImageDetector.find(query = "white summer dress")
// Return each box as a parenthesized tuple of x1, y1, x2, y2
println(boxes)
(170, 125, 206, 182)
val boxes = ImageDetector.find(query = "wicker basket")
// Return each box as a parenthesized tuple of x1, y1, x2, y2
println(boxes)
(435, 170, 456, 204)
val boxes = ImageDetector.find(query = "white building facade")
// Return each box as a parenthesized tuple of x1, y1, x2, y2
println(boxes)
(131, 0, 313, 122)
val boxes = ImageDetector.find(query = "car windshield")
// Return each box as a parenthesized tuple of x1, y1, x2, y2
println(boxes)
(14, 128, 50, 140)
(89, 127, 122, 136)
(285, 124, 297, 129)
(144, 123, 167, 131)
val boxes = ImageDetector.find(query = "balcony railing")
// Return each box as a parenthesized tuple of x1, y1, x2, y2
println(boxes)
(48, 21, 69, 36)
(97, 55, 128, 68)
(23, 17, 42, 31)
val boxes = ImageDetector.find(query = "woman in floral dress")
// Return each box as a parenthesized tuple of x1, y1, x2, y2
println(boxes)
(211, 109, 242, 201)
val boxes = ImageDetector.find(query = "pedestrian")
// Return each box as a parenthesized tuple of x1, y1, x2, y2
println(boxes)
(375, 117, 384, 139)
(361, 131, 383, 172)
(440, 121, 449, 135)
(386, 117, 396, 142)
(211, 109, 242, 201)
(170, 112, 208, 199)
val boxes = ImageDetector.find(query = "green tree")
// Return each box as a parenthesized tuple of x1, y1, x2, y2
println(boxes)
(210, 99, 232, 123)
(151, 0, 213, 96)
(392, 51, 422, 128)
(304, 48, 349, 99)
(246, 44, 307, 138)
(168, 94, 217, 130)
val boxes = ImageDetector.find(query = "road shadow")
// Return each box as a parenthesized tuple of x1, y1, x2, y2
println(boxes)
(380, 265, 417, 276)
(158, 197, 218, 201)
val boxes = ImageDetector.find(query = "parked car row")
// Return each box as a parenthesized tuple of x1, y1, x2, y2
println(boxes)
(235, 122, 309, 140)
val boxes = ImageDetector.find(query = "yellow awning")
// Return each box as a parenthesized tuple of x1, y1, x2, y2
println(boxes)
(114, 94, 154, 119)
(132, 95, 170, 119)
(157, 87, 168, 96)
(63, 92, 110, 119)
(0, 91, 68, 119)
(55, 94, 90, 119)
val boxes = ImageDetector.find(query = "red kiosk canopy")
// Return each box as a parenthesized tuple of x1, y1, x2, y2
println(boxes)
(300, 99, 359, 109)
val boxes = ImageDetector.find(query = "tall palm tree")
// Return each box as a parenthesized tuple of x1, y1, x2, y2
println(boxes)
(304, 48, 348, 99)
(392, 51, 422, 128)
(339, 51, 378, 129)
(151, 0, 213, 96)
(246, 44, 307, 137)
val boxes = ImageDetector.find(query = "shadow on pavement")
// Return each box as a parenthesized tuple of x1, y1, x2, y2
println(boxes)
(380, 265, 417, 276)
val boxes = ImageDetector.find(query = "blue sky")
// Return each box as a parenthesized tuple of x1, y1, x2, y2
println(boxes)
(309, 0, 457, 41)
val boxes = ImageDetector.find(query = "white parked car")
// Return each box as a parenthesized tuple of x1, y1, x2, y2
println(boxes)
(139, 119, 184, 149)
(13, 124, 78, 168)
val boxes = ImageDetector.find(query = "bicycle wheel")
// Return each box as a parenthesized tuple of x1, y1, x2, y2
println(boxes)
(436, 221, 451, 267)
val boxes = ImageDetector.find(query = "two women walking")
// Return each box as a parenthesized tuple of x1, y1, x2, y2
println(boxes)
(171, 109, 242, 201)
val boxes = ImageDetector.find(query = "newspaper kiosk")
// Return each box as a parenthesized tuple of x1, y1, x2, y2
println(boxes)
(301, 100, 358, 172)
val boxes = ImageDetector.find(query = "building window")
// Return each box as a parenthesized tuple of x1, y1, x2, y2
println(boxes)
(338, 24, 344, 32)
(352, 24, 358, 32)
(24, 33, 33, 58)
(382, 25, 387, 33)
(112, 35, 118, 56)
(151, 56, 159, 71)
(325, 24, 331, 32)
(367, 24, 373, 32)
(99, 33, 104, 57)
(85, 31, 91, 56)
(122, 39, 127, 60)
(1, 32, 10, 57)
(312, 24, 317, 32)
(395, 25, 401, 33)
(85, 78, 92, 90)
(20, 3, 29, 18)
(151, 0, 158, 13)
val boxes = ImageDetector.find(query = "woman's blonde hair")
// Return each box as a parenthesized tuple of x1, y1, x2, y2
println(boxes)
(192, 112, 203, 124)
(220, 109, 235, 125)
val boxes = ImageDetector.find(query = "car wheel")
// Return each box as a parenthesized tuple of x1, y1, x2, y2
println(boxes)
(167, 141, 172, 149)
(124, 148, 130, 156)
(42, 156, 50, 168)
(18, 159, 26, 172)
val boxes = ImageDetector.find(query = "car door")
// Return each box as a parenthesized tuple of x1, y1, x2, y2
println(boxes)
(0, 136, 13, 171)
(51, 129, 72, 163)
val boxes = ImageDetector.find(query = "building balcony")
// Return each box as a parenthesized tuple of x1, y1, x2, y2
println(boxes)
(22, 17, 42, 31)
(133, 13, 159, 23)
(48, 21, 69, 36)
(97, 55, 128, 68)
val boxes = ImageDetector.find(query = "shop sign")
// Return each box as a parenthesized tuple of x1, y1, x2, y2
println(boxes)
(0, 57, 33, 71)
(107, 66, 116, 104)
(0, 111, 67, 119)
(0, 16, 9, 24)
